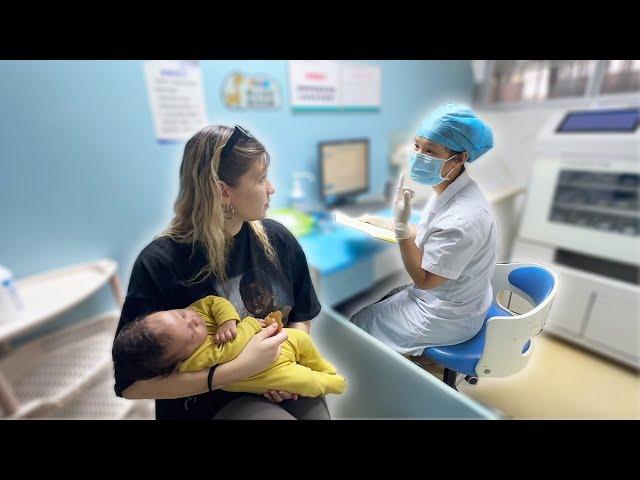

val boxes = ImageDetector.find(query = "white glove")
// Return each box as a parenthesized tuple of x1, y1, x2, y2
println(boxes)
(393, 173, 414, 240)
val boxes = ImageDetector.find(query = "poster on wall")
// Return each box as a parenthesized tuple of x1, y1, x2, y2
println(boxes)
(288, 60, 340, 109)
(288, 60, 381, 111)
(221, 72, 281, 110)
(341, 62, 382, 109)
(143, 60, 208, 143)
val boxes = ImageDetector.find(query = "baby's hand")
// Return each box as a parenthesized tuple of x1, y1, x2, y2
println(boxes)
(258, 318, 268, 328)
(214, 320, 238, 344)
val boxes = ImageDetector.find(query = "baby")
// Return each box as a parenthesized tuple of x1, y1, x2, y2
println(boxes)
(112, 295, 346, 397)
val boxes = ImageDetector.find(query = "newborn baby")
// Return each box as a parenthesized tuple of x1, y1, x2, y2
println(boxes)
(112, 295, 346, 397)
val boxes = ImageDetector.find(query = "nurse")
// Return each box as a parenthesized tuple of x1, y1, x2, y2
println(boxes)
(351, 103, 498, 356)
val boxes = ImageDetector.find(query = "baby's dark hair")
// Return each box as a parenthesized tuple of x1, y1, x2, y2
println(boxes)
(112, 313, 177, 381)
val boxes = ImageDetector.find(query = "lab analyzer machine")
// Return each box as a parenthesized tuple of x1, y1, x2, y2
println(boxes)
(512, 107, 640, 368)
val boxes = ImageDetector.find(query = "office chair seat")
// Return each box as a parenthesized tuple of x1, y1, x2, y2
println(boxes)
(422, 263, 557, 389)
(423, 304, 514, 377)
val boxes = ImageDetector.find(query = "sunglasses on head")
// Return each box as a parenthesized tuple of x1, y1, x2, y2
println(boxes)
(220, 125, 253, 162)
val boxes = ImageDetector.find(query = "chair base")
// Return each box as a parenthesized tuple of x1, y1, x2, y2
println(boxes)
(443, 368, 458, 391)
(442, 369, 479, 390)
(465, 375, 478, 385)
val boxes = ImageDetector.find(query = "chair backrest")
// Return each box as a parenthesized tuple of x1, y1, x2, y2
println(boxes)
(476, 263, 558, 378)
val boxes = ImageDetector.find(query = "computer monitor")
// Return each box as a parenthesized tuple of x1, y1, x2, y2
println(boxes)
(319, 138, 369, 207)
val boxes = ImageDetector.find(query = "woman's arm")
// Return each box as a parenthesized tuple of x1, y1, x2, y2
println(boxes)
(123, 322, 287, 400)
(122, 369, 210, 399)
(122, 358, 255, 399)
(398, 237, 448, 290)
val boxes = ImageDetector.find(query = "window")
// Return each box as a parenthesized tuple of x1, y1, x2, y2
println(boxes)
(477, 60, 638, 106)
(601, 60, 640, 94)
(547, 60, 596, 98)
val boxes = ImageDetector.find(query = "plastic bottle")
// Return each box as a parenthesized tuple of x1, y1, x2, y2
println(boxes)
(289, 172, 317, 214)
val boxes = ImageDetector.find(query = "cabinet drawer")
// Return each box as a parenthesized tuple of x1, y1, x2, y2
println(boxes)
(584, 284, 639, 359)
(320, 261, 374, 306)
(545, 269, 592, 334)
(373, 247, 403, 282)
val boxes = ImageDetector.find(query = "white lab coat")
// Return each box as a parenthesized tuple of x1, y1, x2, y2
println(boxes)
(351, 171, 498, 355)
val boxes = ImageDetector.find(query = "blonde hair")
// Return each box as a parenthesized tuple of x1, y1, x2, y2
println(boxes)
(163, 125, 277, 284)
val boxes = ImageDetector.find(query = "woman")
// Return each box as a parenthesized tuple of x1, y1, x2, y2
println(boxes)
(352, 103, 498, 357)
(113, 124, 328, 420)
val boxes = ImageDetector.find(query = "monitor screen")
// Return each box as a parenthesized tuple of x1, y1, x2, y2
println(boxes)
(556, 108, 640, 133)
(319, 139, 369, 204)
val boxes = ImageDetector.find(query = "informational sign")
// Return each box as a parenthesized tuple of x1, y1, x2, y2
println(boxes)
(289, 61, 381, 111)
(221, 71, 281, 110)
(341, 62, 382, 109)
(144, 60, 208, 142)
(289, 60, 340, 109)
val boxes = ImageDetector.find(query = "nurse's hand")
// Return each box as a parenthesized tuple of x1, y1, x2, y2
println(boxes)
(357, 215, 393, 231)
(393, 173, 414, 239)
(263, 390, 299, 402)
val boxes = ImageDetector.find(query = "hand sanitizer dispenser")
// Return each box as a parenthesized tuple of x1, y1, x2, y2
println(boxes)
(289, 172, 317, 213)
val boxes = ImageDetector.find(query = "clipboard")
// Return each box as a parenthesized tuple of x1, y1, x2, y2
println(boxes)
(334, 211, 398, 244)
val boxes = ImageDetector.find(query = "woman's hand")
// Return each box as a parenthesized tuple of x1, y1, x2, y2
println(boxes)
(235, 322, 288, 377)
(214, 320, 238, 344)
(263, 390, 299, 402)
(393, 173, 414, 240)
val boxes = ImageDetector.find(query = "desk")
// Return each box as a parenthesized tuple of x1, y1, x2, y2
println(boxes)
(299, 209, 421, 306)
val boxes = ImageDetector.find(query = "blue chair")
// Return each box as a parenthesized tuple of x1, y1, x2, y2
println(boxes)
(422, 263, 558, 390)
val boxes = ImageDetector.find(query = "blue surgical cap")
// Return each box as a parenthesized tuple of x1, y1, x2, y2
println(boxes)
(416, 103, 494, 163)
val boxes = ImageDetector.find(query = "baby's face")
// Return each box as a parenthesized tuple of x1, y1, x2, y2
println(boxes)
(148, 308, 208, 362)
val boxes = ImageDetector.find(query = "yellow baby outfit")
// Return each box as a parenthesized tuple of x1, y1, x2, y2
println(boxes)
(179, 295, 346, 397)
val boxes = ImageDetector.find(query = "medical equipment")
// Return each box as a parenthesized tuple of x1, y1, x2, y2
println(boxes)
(512, 107, 640, 369)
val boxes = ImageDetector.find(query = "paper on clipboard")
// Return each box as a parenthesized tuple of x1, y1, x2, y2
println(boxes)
(334, 211, 398, 244)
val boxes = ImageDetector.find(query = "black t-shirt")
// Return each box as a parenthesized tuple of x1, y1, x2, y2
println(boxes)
(113, 219, 321, 419)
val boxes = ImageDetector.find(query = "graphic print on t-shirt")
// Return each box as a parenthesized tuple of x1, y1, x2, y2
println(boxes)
(215, 267, 293, 324)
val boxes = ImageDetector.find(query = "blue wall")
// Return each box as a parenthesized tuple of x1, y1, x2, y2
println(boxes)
(0, 60, 472, 336)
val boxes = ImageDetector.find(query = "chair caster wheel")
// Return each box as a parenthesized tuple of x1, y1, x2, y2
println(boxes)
(465, 375, 478, 385)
